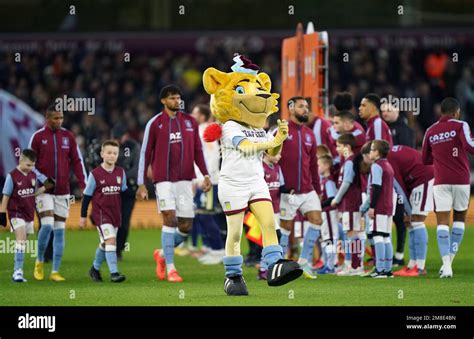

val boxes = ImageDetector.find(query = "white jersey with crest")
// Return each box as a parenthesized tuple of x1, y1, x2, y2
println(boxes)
(220, 120, 273, 187)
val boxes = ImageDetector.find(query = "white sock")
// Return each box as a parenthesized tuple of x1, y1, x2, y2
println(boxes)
(298, 258, 308, 266)
(416, 259, 425, 270)
(442, 255, 451, 268)
(395, 252, 404, 260)
(407, 259, 416, 269)
(166, 263, 176, 272)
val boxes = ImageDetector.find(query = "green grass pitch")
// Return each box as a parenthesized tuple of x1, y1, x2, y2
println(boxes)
(0, 227, 472, 306)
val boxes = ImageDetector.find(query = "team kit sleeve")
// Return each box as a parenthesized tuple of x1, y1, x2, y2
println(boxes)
(369, 163, 383, 208)
(342, 160, 355, 183)
(2, 174, 14, 196)
(69, 134, 88, 189)
(460, 121, 474, 154)
(325, 180, 337, 199)
(81, 173, 96, 218)
(333, 162, 354, 204)
(138, 118, 157, 186)
(28, 132, 48, 183)
(374, 118, 393, 146)
(83, 173, 96, 196)
(222, 121, 246, 148)
(310, 136, 321, 194)
(193, 120, 209, 176)
(393, 178, 412, 215)
(421, 132, 433, 165)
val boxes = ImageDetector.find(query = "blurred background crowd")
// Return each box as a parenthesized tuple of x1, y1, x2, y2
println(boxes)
(2, 35, 474, 146)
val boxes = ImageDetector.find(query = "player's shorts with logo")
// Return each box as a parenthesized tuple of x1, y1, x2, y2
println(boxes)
(35, 193, 71, 220)
(9, 218, 34, 234)
(369, 214, 393, 234)
(97, 223, 117, 242)
(410, 179, 434, 216)
(279, 190, 321, 221)
(341, 211, 362, 232)
(154, 181, 194, 218)
(433, 184, 470, 212)
(218, 179, 271, 215)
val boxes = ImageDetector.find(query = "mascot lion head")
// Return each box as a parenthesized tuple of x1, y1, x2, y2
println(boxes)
(202, 54, 279, 129)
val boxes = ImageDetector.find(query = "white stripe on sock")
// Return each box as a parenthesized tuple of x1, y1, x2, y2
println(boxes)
(162, 225, 175, 233)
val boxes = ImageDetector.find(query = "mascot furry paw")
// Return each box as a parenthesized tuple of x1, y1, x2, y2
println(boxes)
(202, 54, 303, 296)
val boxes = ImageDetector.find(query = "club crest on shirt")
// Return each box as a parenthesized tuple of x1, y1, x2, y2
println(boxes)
(100, 179, 105, 184)
(160, 199, 166, 208)
(305, 134, 311, 143)
(42, 139, 48, 144)
(62, 137, 69, 146)
(280, 208, 286, 217)
(185, 119, 193, 130)
(224, 201, 231, 210)
(31, 179, 36, 187)
(17, 181, 22, 186)
(116, 176, 121, 184)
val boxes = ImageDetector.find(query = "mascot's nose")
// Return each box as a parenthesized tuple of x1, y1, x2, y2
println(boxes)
(256, 93, 271, 99)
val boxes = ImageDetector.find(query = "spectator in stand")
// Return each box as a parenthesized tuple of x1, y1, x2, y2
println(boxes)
(381, 102, 415, 148)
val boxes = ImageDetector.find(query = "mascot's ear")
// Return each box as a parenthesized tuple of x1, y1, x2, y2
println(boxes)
(203, 68, 229, 95)
(257, 72, 272, 92)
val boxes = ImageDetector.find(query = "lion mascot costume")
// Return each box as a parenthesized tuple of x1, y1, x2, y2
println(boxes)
(202, 54, 302, 296)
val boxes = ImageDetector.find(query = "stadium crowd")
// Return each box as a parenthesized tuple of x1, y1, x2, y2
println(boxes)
(1, 37, 474, 161)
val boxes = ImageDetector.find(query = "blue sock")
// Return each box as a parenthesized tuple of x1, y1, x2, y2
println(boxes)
(413, 225, 428, 262)
(437, 225, 450, 257)
(162, 226, 175, 266)
(105, 246, 118, 274)
(338, 222, 344, 241)
(384, 237, 393, 272)
(37, 222, 53, 262)
(342, 232, 351, 261)
(259, 257, 268, 271)
(322, 242, 328, 264)
(450, 222, 465, 256)
(408, 228, 415, 262)
(358, 233, 366, 264)
(279, 230, 290, 257)
(52, 229, 65, 272)
(374, 236, 385, 272)
(223, 255, 243, 277)
(262, 244, 283, 268)
(325, 243, 335, 270)
(300, 225, 320, 263)
(14, 244, 25, 271)
(93, 247, 105, 270)
(174, 229, 188, 247)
